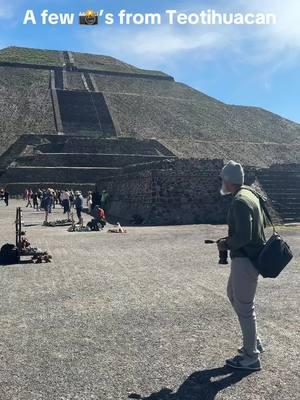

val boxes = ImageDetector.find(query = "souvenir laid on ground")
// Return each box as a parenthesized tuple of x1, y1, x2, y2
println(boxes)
(108, 223, 127, 234)
(43, 219, 72, 227)
(32, 253, 52, 263)
(16, 207, 52, 264)
(67, 225, 91, 232)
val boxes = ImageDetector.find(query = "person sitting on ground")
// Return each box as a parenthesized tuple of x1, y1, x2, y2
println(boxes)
(96, 207, 106, 228)
(87, 206, 106, 231)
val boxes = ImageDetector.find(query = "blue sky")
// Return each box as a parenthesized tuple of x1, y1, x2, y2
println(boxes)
(1, 0, 300, 123)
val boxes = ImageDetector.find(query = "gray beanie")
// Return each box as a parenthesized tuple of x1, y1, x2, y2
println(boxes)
(221, 160, 244, 185)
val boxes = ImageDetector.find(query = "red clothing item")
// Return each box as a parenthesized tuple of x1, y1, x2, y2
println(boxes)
(98, 208, 106, 220)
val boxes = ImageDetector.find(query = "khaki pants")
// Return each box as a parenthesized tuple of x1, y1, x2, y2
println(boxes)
(227, 257, 260, 359)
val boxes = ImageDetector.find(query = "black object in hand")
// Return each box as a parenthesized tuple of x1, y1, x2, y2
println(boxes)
(204, 239, 229, 265)
(218, 250, 228, 264)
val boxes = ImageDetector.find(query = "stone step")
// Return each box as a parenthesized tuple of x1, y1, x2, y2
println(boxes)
(93, 92, 117, 134)
(54, 70, 64, 89)
(271, 198, 300, 204)
(260, 177, 300, 182)
(259, 176, 300, 182)
(36, 137, 173, 156)
(282, 217, 300, 222)
(259, 170, 300, 175)
(15, 153, 174, 168)
(259, 181, 300, 187)
(278, 206, 300, 211)
(266, 195, 300, 202)
(84, 73, 95, 92)
(1, 166, 121, 183)
(57, 90, 116, 136)
(261, 184, 300, 191)
(272, 208, 300, 214)
(279, 215, 300, 220)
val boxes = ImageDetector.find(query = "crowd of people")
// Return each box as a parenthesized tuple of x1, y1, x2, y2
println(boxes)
(22, 187, 109, 225)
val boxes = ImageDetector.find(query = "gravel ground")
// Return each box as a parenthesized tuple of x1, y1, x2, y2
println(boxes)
(0, 200, 299, 400)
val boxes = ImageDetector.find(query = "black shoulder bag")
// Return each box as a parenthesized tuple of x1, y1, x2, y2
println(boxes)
(250, 191, 293, 278)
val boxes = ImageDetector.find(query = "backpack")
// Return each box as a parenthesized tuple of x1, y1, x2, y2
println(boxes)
(0, 243, 19, 265)
(242, 187, 293, 278)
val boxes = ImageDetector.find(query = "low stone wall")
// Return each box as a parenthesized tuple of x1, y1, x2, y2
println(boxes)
(2, 166, 120, 184)
(100, 159, 240, 225)
(16, 153, 172, 168)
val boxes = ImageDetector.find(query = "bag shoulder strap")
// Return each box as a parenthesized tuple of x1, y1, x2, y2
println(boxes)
(238, 186, 276, 233)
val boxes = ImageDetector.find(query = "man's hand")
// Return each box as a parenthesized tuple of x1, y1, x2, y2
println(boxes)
(217, 238, 229, 251)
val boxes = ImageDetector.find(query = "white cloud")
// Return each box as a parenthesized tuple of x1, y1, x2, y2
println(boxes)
(0, 0, 14, 19)
(79, 0, 300, 72)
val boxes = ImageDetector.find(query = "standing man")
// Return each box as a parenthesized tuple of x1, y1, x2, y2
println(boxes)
(75, 191, 84, 225)
(92, 186, 101, 210)
(4, 188, 9, 206)
(26, 188, 33, 207)
(43, 189, 53, 223)
(101, 189, 109, 212)
(218, 160, 266, 371)
(61, 189, 71, 220)
(33, 192, 39, 210)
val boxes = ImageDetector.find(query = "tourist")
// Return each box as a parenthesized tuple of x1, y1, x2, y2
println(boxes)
(69, 190, 75, 209)
(61, 190, 70, 219)
(43, 190, 53, 223)
(87, 191, 93, 214)
(97, 207, 106, 228)
(26, 188, 33, 207)
(51, 189, 56, 209)
(4, 188, 9, 206)
(218, 160, 265, 371)
(100, 189, 109, 211)
(75, 191, 84, 224)
(92, 187, 101, 209)
(88, 206, 106, 230)
(33, 192, 39, 210)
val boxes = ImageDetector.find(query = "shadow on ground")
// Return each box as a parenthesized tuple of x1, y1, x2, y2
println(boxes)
(129, 366, 256, 400)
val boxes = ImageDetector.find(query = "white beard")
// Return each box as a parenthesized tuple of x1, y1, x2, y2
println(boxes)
(220, 182, 231, 196)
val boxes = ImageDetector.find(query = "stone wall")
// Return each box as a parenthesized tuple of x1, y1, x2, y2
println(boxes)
(100, 159, 236, 225)
(0, 67, 56, 156)
(160, 140, 300, 168)
(15, 153, 171, 168)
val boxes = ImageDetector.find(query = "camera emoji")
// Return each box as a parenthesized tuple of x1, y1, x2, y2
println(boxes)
(79, 10, 98, 25)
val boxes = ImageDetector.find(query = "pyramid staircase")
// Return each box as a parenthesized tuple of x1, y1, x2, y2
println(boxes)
(257, 165, 300, 222)
(56, 90, 116, 136)
(0, 135, 176, 194)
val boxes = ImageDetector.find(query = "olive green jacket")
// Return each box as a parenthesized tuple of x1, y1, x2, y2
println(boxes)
(226, 186, 266, 259)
